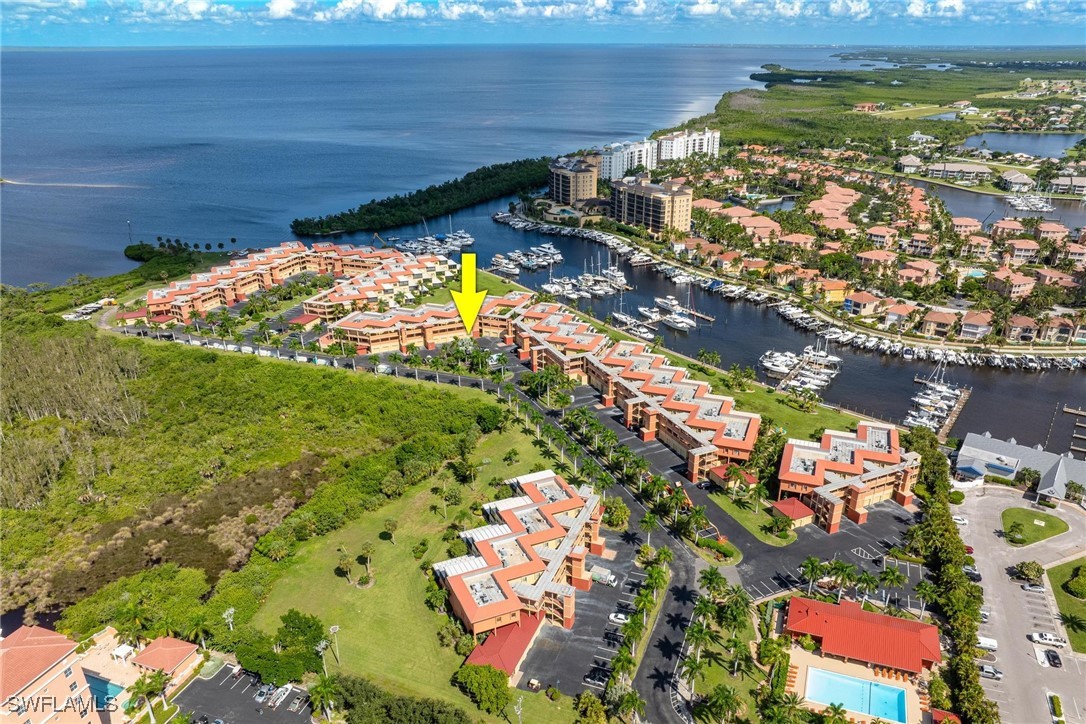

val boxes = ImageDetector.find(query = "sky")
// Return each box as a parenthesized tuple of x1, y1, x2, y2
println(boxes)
(2, 0, 1085, 47)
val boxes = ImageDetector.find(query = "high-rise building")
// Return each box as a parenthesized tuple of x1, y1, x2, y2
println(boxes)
(597, 139, 658, 180)
(548, 156, 599, 205)
(610, 173, 692, 235)
(656, 127, 721, 161)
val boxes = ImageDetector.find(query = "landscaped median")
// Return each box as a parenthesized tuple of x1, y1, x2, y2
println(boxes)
(1047, 557, 1086, 654)
(1001, 506, 1070, 546)
(708, 491, 796, 547)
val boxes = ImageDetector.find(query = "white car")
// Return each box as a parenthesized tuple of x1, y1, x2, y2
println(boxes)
(608, 612, 630, 625)
(952, 515, 968, 526)
(1022, 583, 1046, 593)
(1029, 632, 1067, 648)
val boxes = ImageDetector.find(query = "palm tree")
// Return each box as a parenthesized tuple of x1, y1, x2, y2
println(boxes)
(685, 621, 716, 662)
(655, 545, 674, 568)
(730, 643, 754, 679)
(822, 702, 849, 724)
(126, 675, 158, 724)
(699, 567, 726, 600)
(645, 566, 668, 602)
(706, 683, 742, 724)
(828, 560, 857, 603)
(617, 690, 646, 723)
(621, 617, 645, 655)
(879, 566, 908, 606)
(680, 654, 707, 699)
(774, 692, 806, 724)
(634, 588, 655, 626)
(856, 570, 880, 605)
(800, 556, 825, 595)
(185, 614, 212, 651)
(610, 648, 635, 684)
(639, 512, 659, 547)
(693, 596, 717, 624)
(914, 580, 938, 617)
(309, 674, 337, 722)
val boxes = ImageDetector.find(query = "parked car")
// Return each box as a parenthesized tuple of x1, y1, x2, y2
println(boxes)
(583, 668, 609, 687)
(255, 685, 271, 703)
(964, 545, 975, 554)
(963, 565, 982, 581)
(979, 665, 1003, 681)
(979, 606, 991, 623)
(1045, 649, 1063, 668)
(608, 612, 630, 625)
(1022, 583, 1046, 593)
(1029, 632, 1067, 648)
(952, 515, 968, 526)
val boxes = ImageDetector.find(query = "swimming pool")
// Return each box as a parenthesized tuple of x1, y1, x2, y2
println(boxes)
(966, 270, 987, 278)
(85, 674, 125, 709)
(805, 667, 907, 724)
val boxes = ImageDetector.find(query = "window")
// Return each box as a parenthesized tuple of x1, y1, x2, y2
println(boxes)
(70, 681, 79, 692)
(64, 667, 74, 677)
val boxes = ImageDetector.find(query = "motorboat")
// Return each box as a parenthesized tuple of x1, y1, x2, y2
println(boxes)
(638, 306, 662, 322)
(655, 296, 683, 313)
(663, 313, 696, 331)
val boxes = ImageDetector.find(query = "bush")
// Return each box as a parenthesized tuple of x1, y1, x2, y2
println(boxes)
(1052, 695, 1063, 718)
(799, 634, 817, 652)
(455, 635, 476, 657)
(546, 686, 560, 701)
(984, 474, 1017, 486)
(888, 548, 925, 564)
(948, 490, 965, 505)
(411, 539, 429, 560)
(453, 664, 510, 715)
(697, 537, 737, 560)
(447, 539, 468, 558)
(1039, 499, 1058, 509)
(1064, 566, 1086, 599)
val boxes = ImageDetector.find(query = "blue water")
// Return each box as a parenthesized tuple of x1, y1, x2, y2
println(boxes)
(85, 674, 124, 709)
(805, 667, 907, 723)
(1, 45, 898, 287)
(964, 131, 1086, 157)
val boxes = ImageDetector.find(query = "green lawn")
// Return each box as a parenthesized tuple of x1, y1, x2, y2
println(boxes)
(250, 424, 570, 723)
(1001, 507, 1070, 546)
(708, 492, 796, 547)
(416, 269, 527, 306)
(1048, 557, 1086, 654)
(696, 616, 763, 723)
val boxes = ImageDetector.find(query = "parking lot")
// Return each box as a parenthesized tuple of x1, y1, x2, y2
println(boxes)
(173, 666, 310, 724)
(516, 528, 644, 697)
(957, 487, 1085, 724)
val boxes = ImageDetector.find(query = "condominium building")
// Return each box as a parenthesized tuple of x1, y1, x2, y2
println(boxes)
(987, 267, 1036, 299)
(597, 139, 658, 180)
(432, 470, 605, 640)
(549, 156, 599, 206)
(777, 422, 920, 534)
(656, 127, 721, 161)
(146, 242, 455, 324)
(610, 174, 693, 236)
(925, 162, 992, 182)
(301, 253, 457, 320)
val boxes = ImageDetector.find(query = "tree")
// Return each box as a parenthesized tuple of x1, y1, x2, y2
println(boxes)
(685, 621, 716, 662)
(699, 566, 726, 600)
(127, 674, 160, 724)
(358, 541, 375, 578)
(855, 570, 879, 605)
(822, 702, 849, 724)
(185, 614, 212, 651)
(453, 664, 510, 715)
(616, 689, 646, 723)
(706, 683, 742, 724)
(645, 565, 668, 602)
(915, 580, 938, 617)
(639, 512, 659, 547)
(383, 518, 398, 545)
(309, 673, 337, 722)
(829, 560, 857, 603)
(800, 556, 825, 595)
(879, 566, 908, 605)
(680, 654, 707, 699)
(1006, 520, 1025, 543)
(1015, 560, 1045, 583)
(337, 545, 354, 585)
(610, 648, 635, 684)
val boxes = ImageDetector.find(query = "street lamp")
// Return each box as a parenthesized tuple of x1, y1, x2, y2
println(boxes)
(329, 626, 340, 663)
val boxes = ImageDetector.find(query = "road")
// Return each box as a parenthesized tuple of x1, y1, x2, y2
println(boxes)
(957, 486, 1086, 724)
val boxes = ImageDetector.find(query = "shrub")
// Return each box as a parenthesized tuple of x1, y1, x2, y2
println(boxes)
(984, 474, 1016, 486)
(1052, 695, 1063, 718)
(356, 574, 371, 587)
(1064, 566, 1086, 599)
(1039, 499, 1058, 509)
(453, 664, 510, 715)
(887, 548, 925, 564)
(411, 539, 429, 560)
(447, 539, 468, 558)
(1015, 560, 1045, 583)
(799, 634, 817, 652)
(697, 537, 737, 560)
(454, 635, 476, 657)
(948, 490, 965, 505)
(546, 686, 561, 701)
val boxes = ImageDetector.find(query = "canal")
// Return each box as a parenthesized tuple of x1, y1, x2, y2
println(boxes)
(352, 197, 1085, 452)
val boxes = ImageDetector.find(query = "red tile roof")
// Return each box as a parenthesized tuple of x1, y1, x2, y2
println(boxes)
(772, 498, 815, 520)
(785, 598, 941, 674)
(288, 313, 320, 325)
(0, 626, 77, 699)
(465, 611, 543, 675)
(132, 637, 198, 674)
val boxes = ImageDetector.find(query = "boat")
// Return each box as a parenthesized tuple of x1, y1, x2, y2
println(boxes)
(630, 325, 655, 340)
(638, 306, 662, 322)
(655, 296, 683, 313)
(663, 313, 696, 331)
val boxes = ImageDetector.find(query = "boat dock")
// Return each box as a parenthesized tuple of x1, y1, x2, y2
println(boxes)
(679, 305, 715, 323)
(1064, 405, 1086, 417)
(628, 257, 656, 267)
(935, 387, 971, 442)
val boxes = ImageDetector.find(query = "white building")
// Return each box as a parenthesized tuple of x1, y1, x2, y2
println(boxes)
(598, 139, 659, 181)
(657, 127, 721, 162)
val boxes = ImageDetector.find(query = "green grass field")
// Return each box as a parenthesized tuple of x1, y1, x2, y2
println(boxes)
(416, 269, 527, 306)
(250, 424, 571, 722)
(1047, 557, 1086, 654)
(696, 614, 762, 722)
(708, 492, 796, 547)
(1001, 507, 1070, 546)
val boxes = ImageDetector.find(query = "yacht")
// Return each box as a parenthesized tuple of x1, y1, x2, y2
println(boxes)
(663, 313, 696, 331)
(638, 306, 662, 322)
(655, 296, 683, 313)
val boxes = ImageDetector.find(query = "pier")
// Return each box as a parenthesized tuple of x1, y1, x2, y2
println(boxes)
(935, 387, 971, 442)
(678, 305, 715, 323)
(1063, 405, 1086, 417)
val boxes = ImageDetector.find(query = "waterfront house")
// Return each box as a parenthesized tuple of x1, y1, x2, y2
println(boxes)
(895, 154, 923, 173)
(907, 131, 937, 145)
(883, 302, 919, 329)
(856, 249, 898, 273)
(713, 205, 756, 220)
(842, 291, 880, 317)
(611, 174, 693, 236)
(956, 432, 1085, 501)
(738, 215, 782, 244)
(901, 232, 937, 257)
(1040, 316, 1077, 344)
(813, 279, 850, 304)
(1006, 238, 1041, 265)
(865, 225, 898, 249)
(1060, 241, 1086, 270)
(779, 232, 817, 251)
(1036, 222, 1070, 243)
(898, 259, 941, 287)
(692, 198, 724, 212)
(959, 310, 994, 341)
(816, 217, 859, 236)
(987, 267, 1036, 299)
(951, 217, 982, 236)
(783, 598, 941, 674)
(1034, 267, 1080, 290)
(919, 310, 957, 338)
(777, 423, 920, 533)
(999, 170, 1035, 192)
(1049, 175, 1086, 194)
(1004, 315, 1039, 342)
(989, 218, 1025, 239)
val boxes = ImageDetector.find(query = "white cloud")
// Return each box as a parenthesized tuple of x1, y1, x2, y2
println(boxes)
(266, 0, 297, 18)
(829, 0, 871, 19)
(905, 0, 927, 16)
(934, 0, 964, 15)
(685, 0, 720, 16)
(436, 0, 489, 18)
(774, 0, 802, 17)
(313, 0, 426, 20)
(127, 0, 239, 22)
(620, 0, 649, 14)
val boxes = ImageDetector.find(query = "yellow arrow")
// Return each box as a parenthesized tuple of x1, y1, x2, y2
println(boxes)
(452, 253, 487, 334)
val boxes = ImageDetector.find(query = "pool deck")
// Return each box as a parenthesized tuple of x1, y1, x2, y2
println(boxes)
(786, 646, 926, 724)
(77, 628, 141, 709)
